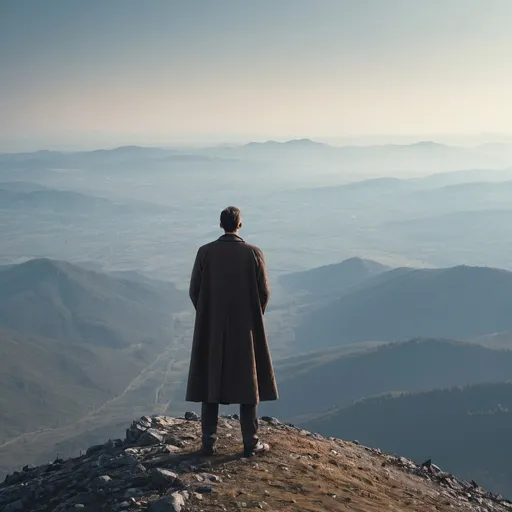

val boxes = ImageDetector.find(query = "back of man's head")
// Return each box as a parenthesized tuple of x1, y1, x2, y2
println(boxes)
(220, 206, 242, 233)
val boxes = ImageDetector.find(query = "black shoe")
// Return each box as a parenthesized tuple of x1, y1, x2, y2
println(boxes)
(201, 444, 216, 456)
(243, 441, 269, 457)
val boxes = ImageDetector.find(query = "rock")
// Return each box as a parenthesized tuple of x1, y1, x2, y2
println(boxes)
(184, 411, 200, 421)
(125, 422, 148, 444)
(151, 468, 178, 487)
(86, 444, 105, 456)
(69, 492, 96, 505)
(140, 428, 165, 446)
(3, 500, 24, 511)
(165, 436, 187, 448)
(149, 493, 186, 512)
(103, 453, 138, 469)
(199, 473, 222, 483)
(93, 475, 112, 488)
(196, 485, 214, 493)
(139, 416, 153, 429)
(124, 487, 145, 499)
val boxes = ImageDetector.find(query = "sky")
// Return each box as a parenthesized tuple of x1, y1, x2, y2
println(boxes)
(1, 0, 512, 151)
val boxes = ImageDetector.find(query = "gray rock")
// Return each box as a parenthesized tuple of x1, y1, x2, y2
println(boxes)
(165, 436, 187, 448)
(149, 493, 186, 512)
(140, 428, 165, 446)
(125, 422, 147, 443)
(151, 468, 178, 487)
(139, 416, 153, 429)
(123, 487, 145, 498)
(104, 454, 138, 469)
(94, 475, 112, 487)
(86, 444, 105, 456)
(185, 411, 200, 421)
(200, 473, 222, 483)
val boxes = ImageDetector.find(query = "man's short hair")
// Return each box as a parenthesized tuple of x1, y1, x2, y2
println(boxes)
(220, 206, 241, 232)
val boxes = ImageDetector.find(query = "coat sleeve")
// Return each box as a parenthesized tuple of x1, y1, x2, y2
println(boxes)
(189, 248, 204, 309)
(255, 248, 270, 314)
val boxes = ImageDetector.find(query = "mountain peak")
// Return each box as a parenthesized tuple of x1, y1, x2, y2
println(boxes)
(280, 257, 390, 295)
(408, 140, 449, 149)
(340, 256, 387, 269)
(1, 414, 508, 511)
(244, 138, 326, 148)
(15, 257, 69, 275)
(284, 138, 324, 146)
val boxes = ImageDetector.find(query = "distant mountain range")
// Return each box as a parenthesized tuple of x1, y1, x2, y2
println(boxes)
(2, 140, 512, 174)
(289, 175, 512, 214)
(0, 146, 236, 173)
(263, 338, 512, 421)
(207, 139, 512, 172)
(303, 382, 512, 497)
(296, 264, 512, 348)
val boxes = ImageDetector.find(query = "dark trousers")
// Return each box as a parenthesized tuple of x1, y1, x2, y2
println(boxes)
(201, 402, 258, 448)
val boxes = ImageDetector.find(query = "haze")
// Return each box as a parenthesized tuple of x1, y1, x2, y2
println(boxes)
(2, 0, 512, 151)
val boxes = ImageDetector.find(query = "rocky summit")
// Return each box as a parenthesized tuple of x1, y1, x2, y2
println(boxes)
(1, 415, 511, 512)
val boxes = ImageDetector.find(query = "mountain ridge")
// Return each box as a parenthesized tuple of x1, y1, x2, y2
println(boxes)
(296, 263, 512, 348)
(279, 257, 390, 295)
(264, 338, 512, 421)
(0, 257, 188, 346)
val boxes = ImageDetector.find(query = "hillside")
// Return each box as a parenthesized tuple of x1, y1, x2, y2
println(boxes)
(0, 188, 115, 214)
(296, 265, 512, 348)
(0, 327, 144, 446)
(262, 338, 512, 420)
(0, 185, 168, 215)
(0, 258, 188, 347)
(0, 259, 190, 464)
(1, 415, 510, 512)
(279, 257, 390, 295)
(304, 382, 512, 497)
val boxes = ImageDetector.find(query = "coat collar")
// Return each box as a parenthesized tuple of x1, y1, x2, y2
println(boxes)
(218, 234, 245, 243)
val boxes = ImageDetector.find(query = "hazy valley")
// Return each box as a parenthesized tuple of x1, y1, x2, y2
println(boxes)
(2, 140, 512, 499)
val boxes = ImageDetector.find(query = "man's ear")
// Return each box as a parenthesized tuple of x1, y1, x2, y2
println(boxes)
(220, 223, 223, 230)
(238, 222, 243, 230)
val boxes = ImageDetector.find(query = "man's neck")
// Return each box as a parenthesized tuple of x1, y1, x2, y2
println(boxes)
(224, 231, 239, 236)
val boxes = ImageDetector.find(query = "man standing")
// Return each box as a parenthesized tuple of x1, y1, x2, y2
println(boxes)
(186, 206, 278, 457)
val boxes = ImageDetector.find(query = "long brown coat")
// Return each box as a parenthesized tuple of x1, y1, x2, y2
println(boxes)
(186, 234, 278, 405)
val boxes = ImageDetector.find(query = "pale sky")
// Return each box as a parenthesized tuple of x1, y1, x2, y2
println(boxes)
(1, 0, 512, 151)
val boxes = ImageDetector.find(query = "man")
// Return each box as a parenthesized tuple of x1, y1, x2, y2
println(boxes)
(186, 206, 278, 457)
